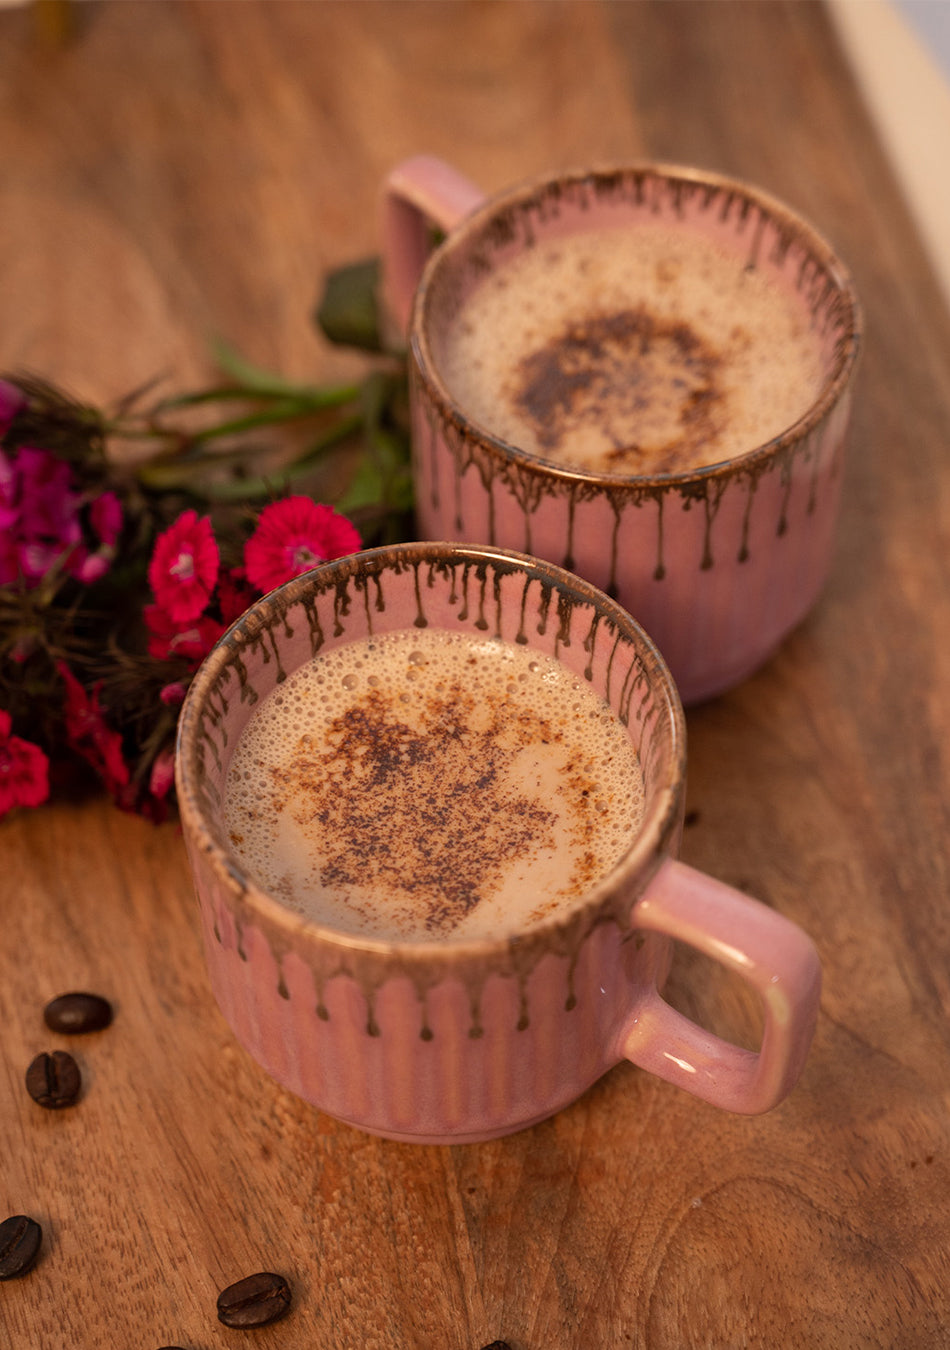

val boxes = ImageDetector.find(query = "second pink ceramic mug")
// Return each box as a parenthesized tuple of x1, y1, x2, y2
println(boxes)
(381, 157, 862, 704)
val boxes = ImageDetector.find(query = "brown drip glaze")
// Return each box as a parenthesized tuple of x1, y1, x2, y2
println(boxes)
(412, 164, 860, 583)
(182, 545, 685, 1037)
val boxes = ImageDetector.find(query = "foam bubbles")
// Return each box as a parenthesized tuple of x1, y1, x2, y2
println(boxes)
(436, 222, 825, 474)
(223, 629, 645, 942)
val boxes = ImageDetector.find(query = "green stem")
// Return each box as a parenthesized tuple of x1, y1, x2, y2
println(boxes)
(184, 397, 348, 445)
(183, 412, 363, 502)
(150, 381, 362, 413)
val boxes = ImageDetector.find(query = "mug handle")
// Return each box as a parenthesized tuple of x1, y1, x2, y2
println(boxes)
(379, 154, 485, 342)
(621, 859, 822, 1113)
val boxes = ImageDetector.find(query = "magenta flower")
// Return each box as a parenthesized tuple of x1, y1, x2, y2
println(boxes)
(217, 565, 257, 626)
(0, 710, 50, 818)
(144, 604, 223, 664)
(147, 510, 219, 623)
(0, 526, 19, 586)
(90, 491, 123, 543)
(0, 445, 121, 587)
(0, 449, 17, 530)
(148, 747, 176, 802)
(244, 497, 361, 594)
(17, 447, 76, 537)
(20, 532, 82, 583)
(0, 379, 24, 437)
(68, 491, 124, 584)
(58, 661, 130, 794)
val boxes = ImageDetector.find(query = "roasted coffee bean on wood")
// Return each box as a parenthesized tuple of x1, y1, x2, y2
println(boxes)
(216, 1271, 292, 1328)
(43, 991, 113, 1034)
(25, 1050, 81, 1108)
(0, 1215, 42, 1280)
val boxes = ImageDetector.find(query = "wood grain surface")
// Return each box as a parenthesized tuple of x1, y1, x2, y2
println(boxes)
(2, 3, 949, 1347)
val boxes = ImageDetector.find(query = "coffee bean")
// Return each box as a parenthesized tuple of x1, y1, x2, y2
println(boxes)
(480, 1343, 513, 1350)
(216, 1271, 292, 1328)
(25, 1050, 81, 1108)
(0, 1215, 42, 1280)
(43, 991, 113, 1035)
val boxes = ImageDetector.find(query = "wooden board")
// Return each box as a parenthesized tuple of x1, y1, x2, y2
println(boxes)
(2, 2, 949, 1346)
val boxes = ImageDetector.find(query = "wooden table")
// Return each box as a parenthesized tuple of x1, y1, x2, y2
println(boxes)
(3, 3, 949, 1346)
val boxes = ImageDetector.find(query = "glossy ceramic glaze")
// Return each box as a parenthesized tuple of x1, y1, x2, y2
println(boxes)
(176, 543, 821, 1142)
(382, 159, 862, 704)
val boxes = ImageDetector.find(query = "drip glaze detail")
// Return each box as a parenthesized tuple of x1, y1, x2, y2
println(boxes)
(407, 165, 860, 705)
(180, 547, 683, 1050)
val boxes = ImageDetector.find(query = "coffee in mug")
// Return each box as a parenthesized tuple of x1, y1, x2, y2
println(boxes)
(435, 222, 826, 476)
(223, 627, 645, 942)
(177, 543, 822, 1142)
(381, 159, 862, 704)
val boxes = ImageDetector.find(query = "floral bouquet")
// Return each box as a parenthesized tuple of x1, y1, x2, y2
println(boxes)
(0, 261, 410, 823)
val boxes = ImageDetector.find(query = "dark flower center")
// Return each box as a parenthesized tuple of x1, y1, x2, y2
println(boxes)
(292, 543, 322, 571)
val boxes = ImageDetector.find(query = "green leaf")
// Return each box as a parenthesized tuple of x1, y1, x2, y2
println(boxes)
(185, 398, 334, 445)
(336, 453, 386, 514)
(174, 412, 365, 503)
(209, 339, 356, 402)
(315, 258, 383, 352)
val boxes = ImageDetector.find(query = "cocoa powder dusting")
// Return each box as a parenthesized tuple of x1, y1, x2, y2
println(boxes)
(268, 686, 562, 934)
(511, 306, 727, 472)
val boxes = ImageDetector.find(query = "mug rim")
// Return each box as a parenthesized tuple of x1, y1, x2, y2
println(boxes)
(175, 541, 687, 965)
(410, 160, 863, 488)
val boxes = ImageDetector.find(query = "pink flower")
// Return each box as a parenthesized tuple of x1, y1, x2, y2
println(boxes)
(0, 445, 90, 586)
(20, 533, 82, 582)
(217, 565, 257, 626)
(90, 491, 122, 542)
(159, 681, 188, 707)
(17, 447, 78, 542)
(70, 553, 110, 585)
(0, 449, 17, 530)
(67, 491, 124, 584)
(148, 747, 176, 801)
(147, 510, 219, 623)
(58, 661, 130, 794)
(0, 710, 50, 818)
(0, 526, 19, 585)
(244, 497, 361, 594)
(144, 604, 223, 664)
(0, 379, 24, 437)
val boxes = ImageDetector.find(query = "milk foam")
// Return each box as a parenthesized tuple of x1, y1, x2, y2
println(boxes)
(223, 628, 645, 942)
(436, 223, 825, 474)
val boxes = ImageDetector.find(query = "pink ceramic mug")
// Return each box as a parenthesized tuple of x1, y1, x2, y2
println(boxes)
(381, 157, 862, 704)
(176, 542, 820, 1143)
